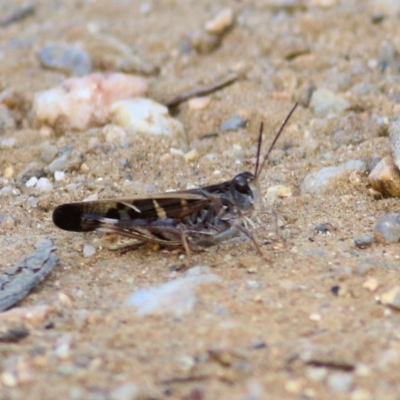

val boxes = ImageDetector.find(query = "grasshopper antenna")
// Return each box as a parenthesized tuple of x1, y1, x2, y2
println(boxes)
(255, 102, 298, 178)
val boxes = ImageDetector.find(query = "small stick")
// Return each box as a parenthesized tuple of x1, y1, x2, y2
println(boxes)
(164, 72, 239, 110)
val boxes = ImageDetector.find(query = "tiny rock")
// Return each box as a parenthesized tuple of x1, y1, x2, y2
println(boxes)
(381, 286, 400, 309)
(374, 213, 400, 243)
(38, 42, 92, 76)
(184, 149, 199, 162)
(204, 8, 235, 35)
(369, 156, 400, 197)
(221, 114, 247, 131)
(310, 88, 350, 116)
(110, 98, 184, 137)
(362, 277, 379, 292)
(301, 160, 367, 194)
(188, 96, 211, 110)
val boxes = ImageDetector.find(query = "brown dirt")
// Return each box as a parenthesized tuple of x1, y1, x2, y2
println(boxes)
(1, 0, 400, 399)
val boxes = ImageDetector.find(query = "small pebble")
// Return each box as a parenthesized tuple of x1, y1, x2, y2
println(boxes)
(27, 196, 39, 208)
(220, 114, 247, 131)
(38, 42, 93, 76)
(350, 388, 373, 400)
(301, 160, 366, 194)
(188, 96, 211, 110)
(374, 213, 400, 243)
(36, 178, 53, 193)
(3, 166, 14, 178)
(354, 235, 374, 249)
(368, 157, 400, 197)
(305, 366, 328, 381)
(110, 383, 140, 400)
(83, 244, 96, 258)
(187, 30, 221, 54)
(183, 149, 199, 162)
(0, 137, 16, 148)
(54, 171, 65, 181)
(39, 143, 59, 163)
(204, 8, 234, 35)
(265, 185, 292, 199)
(310, 88, 350, 116)
(327, 372, 354, 392)
(380, 286, 400, 309)
(314, 222, 334, 234)
(46, 154, 68, 173)
(1, 371, 17, 387)
(110, 98, 184, 137)
(1, 215, 16, 229)
(362, 277, 379, 292)
(25, 176, 38, 187)
(309, 313, 322, 321)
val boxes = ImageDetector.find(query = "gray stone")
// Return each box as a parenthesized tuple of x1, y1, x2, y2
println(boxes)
(38, 42, 92, 76)
(374, 213, 400, 243)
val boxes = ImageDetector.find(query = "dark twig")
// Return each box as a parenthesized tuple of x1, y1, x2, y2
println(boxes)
(164, 72, 239, 110)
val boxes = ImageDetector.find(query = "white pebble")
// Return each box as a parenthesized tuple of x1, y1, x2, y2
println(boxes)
(36, 177, 53, 193)
(83, 244, 96, 258)
(54, 171, 65, 181)
(25, 176, 38, 187)
(33, 73, 148, 131)
(110, 98, 184, 137)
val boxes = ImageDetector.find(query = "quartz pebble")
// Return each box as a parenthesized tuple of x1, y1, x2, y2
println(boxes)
(103, 124, 127, 143)
(38, 42, 92, 76)
(110, 98, 184, 137)
(310, 88, 350, 116)
(127, 274, 221, 316)
(374, 213, 400, 243)
(301, 160, 366, 194)
(36, 177, 53, 193)
(368, 157, 400, 197)
(25, 176, 38, 187)
(27, 196, 39, 208)
(33, 73, 148, 131)
(184, 149, 199, 162)
(54, 171, 65, 181)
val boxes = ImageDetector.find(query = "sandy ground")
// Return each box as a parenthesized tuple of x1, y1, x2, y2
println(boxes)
(1, 0, 400, 399)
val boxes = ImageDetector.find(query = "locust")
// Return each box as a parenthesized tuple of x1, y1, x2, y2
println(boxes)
(52, 103, 298, 261)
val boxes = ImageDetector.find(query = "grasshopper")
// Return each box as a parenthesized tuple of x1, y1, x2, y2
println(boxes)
(52, 103, 298, 261)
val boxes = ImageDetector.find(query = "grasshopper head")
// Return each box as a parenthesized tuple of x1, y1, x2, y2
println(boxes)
(230, 171, 255, 211)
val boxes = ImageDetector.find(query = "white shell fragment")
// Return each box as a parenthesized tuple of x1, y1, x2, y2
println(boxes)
(33, 73, 148, 131)
(110, 98, 184, 137)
